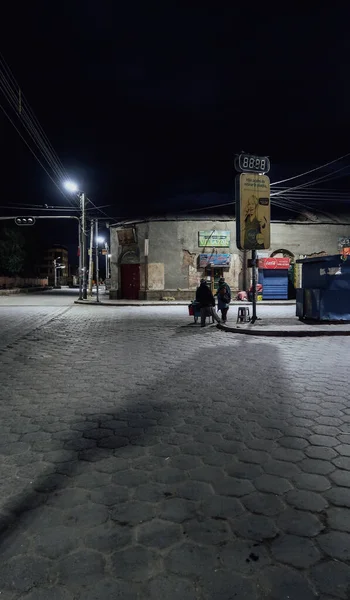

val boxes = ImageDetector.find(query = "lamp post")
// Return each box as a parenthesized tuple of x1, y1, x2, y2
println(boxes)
(64, 181, 87, 300)
(53, 257, 65, 288)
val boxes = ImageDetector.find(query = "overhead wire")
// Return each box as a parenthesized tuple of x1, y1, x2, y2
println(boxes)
(0, 53, 115, 220)
(271, 152, 350, 186)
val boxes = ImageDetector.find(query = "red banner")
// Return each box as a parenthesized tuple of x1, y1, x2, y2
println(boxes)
(258, 257, 290, 269)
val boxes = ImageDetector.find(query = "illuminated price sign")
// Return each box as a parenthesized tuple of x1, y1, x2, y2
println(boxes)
(235, 154, 270, 174)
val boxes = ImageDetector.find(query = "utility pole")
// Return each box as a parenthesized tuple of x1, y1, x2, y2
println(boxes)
(95, 219, 100, 303)
(105, 242, 109, 279)
(88, 218, 94, 296)
(81, 192, 87, 299)
(78, 218, 83, 299)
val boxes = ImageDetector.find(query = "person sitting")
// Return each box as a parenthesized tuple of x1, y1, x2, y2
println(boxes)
(195, 279, 215, 327)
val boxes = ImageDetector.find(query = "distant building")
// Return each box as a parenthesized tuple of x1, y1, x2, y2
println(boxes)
(36, 245, 69, 285)
(109, 214, 350, 300)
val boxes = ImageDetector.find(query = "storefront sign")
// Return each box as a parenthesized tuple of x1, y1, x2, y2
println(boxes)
(258, 257, 290, 269)
(236, 173, 271, 250)
(199, 253, 231, 267)
(198, 231, 231, 248)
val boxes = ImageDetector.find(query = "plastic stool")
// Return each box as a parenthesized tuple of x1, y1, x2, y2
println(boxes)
(237, 306, 250, 323)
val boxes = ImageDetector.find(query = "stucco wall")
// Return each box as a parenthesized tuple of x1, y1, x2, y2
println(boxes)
(110, 220, 350, 296)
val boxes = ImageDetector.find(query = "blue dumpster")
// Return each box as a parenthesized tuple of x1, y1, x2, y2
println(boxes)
(296, 255, 350, 321)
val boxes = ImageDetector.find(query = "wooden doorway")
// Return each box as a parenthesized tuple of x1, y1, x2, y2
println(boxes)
(121, 264, 140, 299)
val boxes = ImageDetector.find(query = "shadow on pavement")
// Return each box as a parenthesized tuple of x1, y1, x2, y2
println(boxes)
(0, 327, 338, 599)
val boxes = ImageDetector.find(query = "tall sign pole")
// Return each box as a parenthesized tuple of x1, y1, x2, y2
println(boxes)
(81, 192, 88, 300)
(235, 153, 271, 323)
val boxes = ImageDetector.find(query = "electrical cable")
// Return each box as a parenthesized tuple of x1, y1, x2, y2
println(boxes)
(271, 152, 350, 186)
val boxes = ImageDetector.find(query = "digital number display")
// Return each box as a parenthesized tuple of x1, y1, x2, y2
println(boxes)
(235, 154, 270, 174)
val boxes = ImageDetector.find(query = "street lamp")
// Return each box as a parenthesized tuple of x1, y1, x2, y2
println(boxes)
(53, 257, 65, 288)
(63, 180, 87, 300)
(64, 181, 79, 193)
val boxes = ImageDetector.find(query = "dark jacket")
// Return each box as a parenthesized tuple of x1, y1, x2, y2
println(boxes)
(196, 283, 215, 308)
(217, 282, 231, 310)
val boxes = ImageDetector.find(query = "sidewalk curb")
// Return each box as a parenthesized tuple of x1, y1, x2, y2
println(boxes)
(74, 300, 296, 307)
(217, 323, 350, 337)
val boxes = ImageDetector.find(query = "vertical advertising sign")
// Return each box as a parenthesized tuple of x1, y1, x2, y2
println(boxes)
(236, 173, 271, 250)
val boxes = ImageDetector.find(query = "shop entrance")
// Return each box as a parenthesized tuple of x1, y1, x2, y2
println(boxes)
(205, 267, 224, 293)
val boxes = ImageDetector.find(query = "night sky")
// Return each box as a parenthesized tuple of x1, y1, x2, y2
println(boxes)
(1, 3, 350, 259)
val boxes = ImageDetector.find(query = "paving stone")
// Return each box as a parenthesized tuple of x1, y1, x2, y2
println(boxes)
(152, 467, 187, 484)
(166, 542, 220, 577)
(0, 555, 52, 593)
(311, 561, 350, 599)
(301, 458, 336, 475)
(329, 469, 350, 487)
(134, 483, 170, 502)
(306, 446, 338, 461)
(324, 487, 350, 508)
(333, 455, 350, 470)
(312, 425, 341, 436)
(271, 534, 321, 568)
(188, 466, 224, 484)
(278, 508, 324, 536)
(263, 459, 301, 478)
(111, 500, 155, 525)
(169, 454, 202, 470)
(201, 495, 245, 519)
(159, 497, 198, 523)
(20, 588, 73, 600)
(225, 461, 263, 479)
(84, 578, 139, 600)
(112, 469, 149, 487)
(146, 575, 197, 600)
(309, 434, 339, 447)
(335, 444, 350, 457)
(327, 507, 350, 532)
(200, 569, 258, 600)
(84, 522, 132, 552)
(258, 565, 318, 599)
(271, 447, 305, 462)
(285, 489, 328, 512)
(237, 448, 269, 465)
(318, 531, 350, 561)
(245, 437, 276, 452)
(58, 550, 105, 586)
(112, 545, 161, 582)
(232, 513, 278, 541)
(293, 472, 331, 492)
(175, 480, 214, 501)
(137, 519, 182, 548)
(183, 517, 230, 545)
(219, 539, 271, 574)
(279, 436, 309, 449)
(32, 525, 79, 559)
(214, 476, 254, 498)
(254, 473, 292, 494)
(243, 492, 285, 516)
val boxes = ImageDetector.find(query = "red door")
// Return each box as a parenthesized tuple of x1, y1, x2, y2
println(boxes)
(121, 264, 140, 299)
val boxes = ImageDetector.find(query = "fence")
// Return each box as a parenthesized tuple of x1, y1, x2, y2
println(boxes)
(0, 277, 48, 289)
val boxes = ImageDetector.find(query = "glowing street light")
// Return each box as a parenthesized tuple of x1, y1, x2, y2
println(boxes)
(64, 180, 79, 193)
(96, 236, 105, 244)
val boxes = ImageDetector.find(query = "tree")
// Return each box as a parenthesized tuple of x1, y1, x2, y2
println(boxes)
(0, 227, 26, 275)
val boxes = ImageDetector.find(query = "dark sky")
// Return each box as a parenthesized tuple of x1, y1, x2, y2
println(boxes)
(1, 2, 350, 236)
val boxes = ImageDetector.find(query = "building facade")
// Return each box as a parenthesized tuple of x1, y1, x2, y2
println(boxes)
(109, 217, 350, 300)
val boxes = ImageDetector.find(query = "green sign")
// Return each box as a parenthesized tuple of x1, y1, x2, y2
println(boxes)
(198, 230, 231, 248)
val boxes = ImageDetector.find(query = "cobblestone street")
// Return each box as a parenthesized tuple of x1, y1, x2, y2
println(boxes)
(0, 292, 350, 598)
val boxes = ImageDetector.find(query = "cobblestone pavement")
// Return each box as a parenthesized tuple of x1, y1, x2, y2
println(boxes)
(0, 299, 350, 598)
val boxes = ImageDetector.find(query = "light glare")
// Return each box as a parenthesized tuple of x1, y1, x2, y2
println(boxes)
(64, 181, 78, 193)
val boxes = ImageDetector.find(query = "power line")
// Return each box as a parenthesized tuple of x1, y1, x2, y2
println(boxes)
(271, 152, 350, 186)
